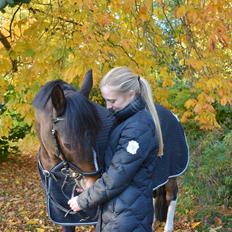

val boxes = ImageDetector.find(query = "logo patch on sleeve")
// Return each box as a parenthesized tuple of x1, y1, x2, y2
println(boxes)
(126, 140, 139, 155)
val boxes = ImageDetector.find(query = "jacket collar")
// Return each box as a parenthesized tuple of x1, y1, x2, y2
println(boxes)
(113, 95, 146, 123)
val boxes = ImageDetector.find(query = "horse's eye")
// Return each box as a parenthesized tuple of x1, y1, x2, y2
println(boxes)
(64, 143, 71, 149)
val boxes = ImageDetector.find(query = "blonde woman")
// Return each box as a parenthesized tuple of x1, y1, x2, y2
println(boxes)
(68, 67, 163, 232)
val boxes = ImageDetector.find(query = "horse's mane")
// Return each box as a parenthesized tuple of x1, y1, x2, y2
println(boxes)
(33, 80, 101, 154)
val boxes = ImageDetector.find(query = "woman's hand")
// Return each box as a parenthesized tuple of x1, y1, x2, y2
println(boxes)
(68, 196, 82, 212)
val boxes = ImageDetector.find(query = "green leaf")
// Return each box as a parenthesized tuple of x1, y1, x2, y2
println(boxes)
(24, 48, 35, 57)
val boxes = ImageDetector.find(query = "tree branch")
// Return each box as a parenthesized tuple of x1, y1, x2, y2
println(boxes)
(28, 7, 83, 26)
(9, 3, 22, 38)
(0, 31, 17, 72)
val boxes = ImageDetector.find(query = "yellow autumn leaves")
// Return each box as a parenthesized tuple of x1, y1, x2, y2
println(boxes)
(0, 0, 231, 137)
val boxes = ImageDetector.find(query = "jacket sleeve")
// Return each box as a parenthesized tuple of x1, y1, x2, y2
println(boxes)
(77, 120, 157, 210)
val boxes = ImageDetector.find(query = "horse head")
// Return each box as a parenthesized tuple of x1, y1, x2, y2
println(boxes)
(33, 70, 101, 189)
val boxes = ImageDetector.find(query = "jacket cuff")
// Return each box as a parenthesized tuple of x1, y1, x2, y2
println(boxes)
(77, 193, 88, 210)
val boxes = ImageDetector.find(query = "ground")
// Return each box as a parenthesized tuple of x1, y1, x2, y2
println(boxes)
(0, 153, 231, 231)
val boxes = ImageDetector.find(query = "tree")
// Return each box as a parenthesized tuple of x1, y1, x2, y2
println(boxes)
(0, 0, 231, 145)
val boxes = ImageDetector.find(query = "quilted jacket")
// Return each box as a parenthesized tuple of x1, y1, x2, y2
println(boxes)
(77, 96, 158, 232)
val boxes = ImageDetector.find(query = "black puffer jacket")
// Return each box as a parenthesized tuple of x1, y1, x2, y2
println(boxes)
(77, 96, 158, 232)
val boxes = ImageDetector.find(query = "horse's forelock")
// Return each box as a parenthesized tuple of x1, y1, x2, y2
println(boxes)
(64, 92, 101, 150)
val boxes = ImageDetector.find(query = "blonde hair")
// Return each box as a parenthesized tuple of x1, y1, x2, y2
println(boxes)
(100, 67, 163, 156)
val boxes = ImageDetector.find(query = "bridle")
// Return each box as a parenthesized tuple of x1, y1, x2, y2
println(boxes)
(51, 116, 101, 179)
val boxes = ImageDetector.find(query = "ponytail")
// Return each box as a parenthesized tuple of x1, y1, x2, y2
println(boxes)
(139, 77, 164, 156)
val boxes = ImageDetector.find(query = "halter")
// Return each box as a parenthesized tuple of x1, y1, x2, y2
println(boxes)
(51, 116, 101, 178)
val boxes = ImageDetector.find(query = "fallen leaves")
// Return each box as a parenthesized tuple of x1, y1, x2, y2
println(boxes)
(1, 154, 230, 231)
(0, 154, 94, 231)
(191, 221, 201, 229)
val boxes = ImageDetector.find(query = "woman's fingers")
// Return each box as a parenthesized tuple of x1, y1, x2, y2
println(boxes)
(68, 197, 81, 211)
(76, 187, 84, 193)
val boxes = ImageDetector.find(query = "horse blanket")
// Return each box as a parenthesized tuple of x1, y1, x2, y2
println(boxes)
(153, 104, 189, 190)
(38, 159, 99, 226)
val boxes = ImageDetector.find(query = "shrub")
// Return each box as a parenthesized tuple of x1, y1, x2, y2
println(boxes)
(0, 86, 31, 161)
(0, 107, 31, 161)
(180, 129, 232, 210)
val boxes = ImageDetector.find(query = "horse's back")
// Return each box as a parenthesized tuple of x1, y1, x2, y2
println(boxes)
(153, 104, 189, 190)
(94, 104, 114, 168)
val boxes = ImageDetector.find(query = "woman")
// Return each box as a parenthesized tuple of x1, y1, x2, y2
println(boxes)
(68, 67, 163, 231)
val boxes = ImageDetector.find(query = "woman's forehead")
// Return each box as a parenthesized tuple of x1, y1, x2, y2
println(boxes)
(101, 86, 119, 99)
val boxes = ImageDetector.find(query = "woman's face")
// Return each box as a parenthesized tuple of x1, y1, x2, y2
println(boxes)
(101, 86, 136, 112)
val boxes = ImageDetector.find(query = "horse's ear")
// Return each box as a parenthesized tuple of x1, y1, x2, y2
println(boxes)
(79, 69, 93, 98)
(51, 84, 66, 117)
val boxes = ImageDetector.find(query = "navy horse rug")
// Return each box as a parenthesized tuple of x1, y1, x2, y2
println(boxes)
(38, 158, 98, 226)
(153, 104, 189, 190)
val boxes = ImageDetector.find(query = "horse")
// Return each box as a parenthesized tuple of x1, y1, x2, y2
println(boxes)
(32, 70, 114, 232)
(32, 70, 189, 232)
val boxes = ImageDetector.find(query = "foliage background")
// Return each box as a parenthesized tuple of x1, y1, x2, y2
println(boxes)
(0, 0, 231, 231)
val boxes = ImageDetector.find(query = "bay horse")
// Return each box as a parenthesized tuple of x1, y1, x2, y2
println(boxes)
(32, 70, 189, 232)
